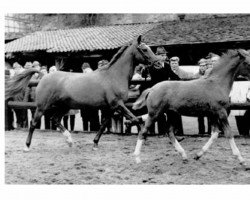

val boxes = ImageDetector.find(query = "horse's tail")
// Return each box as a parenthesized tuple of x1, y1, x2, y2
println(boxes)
(132, 88, 152, 110)
(5, 68, 42, 101)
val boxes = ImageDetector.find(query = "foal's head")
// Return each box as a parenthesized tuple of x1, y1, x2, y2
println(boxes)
(132, 35, 162, 69)
(235, 49, 250, 80)
(208, 49, 250, 79)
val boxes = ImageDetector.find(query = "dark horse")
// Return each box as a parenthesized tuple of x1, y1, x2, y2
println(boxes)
(5, 35, 161, 152)
(133, 49, 250, 168)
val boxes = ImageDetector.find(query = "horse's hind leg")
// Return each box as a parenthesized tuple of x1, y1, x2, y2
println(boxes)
(134, 114, 156, 163)
(165, 111, 187, 162)
(24, 107, 44, 152)
(117, 101, 140, 124)
(51, 108, 73, 147)
(167, 123, 188, 162)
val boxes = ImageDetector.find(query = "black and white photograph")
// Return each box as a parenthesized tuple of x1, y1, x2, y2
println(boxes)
(2, 0, 250, 199)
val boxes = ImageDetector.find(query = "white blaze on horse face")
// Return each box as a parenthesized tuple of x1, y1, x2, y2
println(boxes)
(174, 139, 187, 160)
(228, 138, 245, 164)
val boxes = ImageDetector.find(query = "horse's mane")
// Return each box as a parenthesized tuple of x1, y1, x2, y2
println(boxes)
(205, 50, 239, 77)
(98, 44, 130, 71)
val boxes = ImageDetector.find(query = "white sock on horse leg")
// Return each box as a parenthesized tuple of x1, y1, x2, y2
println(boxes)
(134, 139, 143, 156)
(62, 130, 73, 146)
(197, 131, 218, 157)
(174, 139, 187, 160)
(228, 138, 245, 164)
(134, 139, 143, 163)
(141, 114, 148, 121)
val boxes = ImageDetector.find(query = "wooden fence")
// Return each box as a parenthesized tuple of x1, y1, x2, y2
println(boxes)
(5, 79, 250, 135)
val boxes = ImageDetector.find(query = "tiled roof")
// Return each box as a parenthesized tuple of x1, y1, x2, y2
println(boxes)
(144, 14, 250, 45)
(5, 23, 158, 53)
(5, 15, 250, 54)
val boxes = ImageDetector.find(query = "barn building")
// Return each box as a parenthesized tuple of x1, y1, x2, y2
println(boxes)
(5, 14, 250, 72)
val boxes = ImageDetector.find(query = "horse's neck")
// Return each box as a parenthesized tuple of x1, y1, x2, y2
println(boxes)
(109, 49, 135, 84)
(212, 57, 242, 94)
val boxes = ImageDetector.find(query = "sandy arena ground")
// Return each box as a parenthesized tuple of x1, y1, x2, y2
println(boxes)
(5, 116, 250, 184)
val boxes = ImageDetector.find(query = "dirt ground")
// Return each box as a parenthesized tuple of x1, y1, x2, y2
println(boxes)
(5, 119, 250, 184)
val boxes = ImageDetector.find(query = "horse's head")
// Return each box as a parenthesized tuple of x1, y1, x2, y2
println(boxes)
(133, 35, 162, 69)
(236, 49, 250, 80)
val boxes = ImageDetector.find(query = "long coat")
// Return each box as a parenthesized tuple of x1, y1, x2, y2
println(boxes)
(142, 62, 180, 86)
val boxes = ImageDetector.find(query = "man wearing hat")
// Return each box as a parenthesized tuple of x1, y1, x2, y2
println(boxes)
(142, 46, 180, 86)
(141, 46, 183, 137)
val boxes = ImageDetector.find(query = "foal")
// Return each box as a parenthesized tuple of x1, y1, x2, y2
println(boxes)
(133, 49, 250, 168)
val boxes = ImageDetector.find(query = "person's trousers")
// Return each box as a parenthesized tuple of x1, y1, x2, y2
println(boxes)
(63, 115, 75, 131)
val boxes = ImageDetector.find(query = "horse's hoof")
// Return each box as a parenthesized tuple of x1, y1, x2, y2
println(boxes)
(193, 153, 201, 160)
(92, 143, 98, 151)
(92, 147, 98, 151)
(135, 156, 141, 164)
(183, 158, 189, 164)
(23, 146, 30, 152)
(240, 162, 250, 170)
(66, 139, 73, 147)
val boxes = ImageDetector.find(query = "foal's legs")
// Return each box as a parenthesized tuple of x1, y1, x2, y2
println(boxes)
(134, 114, 156, 163)
(194, 111, 246, 166)
(167, 123, 188, 162)
(194, 124, 219, 160)
(221, 116, 246, 166)
(24, 107, 44, 152)
(51, 108, 73, 147)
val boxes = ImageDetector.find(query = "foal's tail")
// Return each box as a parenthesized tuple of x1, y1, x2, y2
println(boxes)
(132, 88, 151, 110)
(5, 68, 42, 101)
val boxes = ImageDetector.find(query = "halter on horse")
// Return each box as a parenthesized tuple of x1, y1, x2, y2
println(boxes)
(5, 35, 161, 151)
(133, 49, 250, 168)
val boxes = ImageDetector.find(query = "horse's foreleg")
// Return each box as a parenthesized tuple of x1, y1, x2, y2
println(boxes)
(24, 107, 44, 152)
(228, 137, 246, 166)
(134, 115, 155, 163)
(222, 120, 246, 166)
(93, 117, 111, 150)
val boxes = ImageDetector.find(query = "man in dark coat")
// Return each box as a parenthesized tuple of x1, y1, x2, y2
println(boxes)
(142, 47, 180, 87)
(141, 47, 183, 137)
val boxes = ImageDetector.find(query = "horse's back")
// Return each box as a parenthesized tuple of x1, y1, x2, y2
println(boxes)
(147, 79, 226, 116)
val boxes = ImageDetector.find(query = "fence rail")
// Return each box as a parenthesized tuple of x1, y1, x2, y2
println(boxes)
(5, 80, 250, 135)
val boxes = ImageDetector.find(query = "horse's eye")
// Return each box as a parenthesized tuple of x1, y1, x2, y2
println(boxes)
(142, 48, 147, 52)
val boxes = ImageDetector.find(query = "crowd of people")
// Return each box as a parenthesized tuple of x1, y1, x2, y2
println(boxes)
(5, 59, 111, 133)
(5, 46, 250, 136)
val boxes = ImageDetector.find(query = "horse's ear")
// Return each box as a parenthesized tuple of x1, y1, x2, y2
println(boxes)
(137, 35, 142, 44)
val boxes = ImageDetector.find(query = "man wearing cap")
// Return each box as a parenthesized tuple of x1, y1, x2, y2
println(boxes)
(142, 47, 180, 86)
(141, 46, 183, 137)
